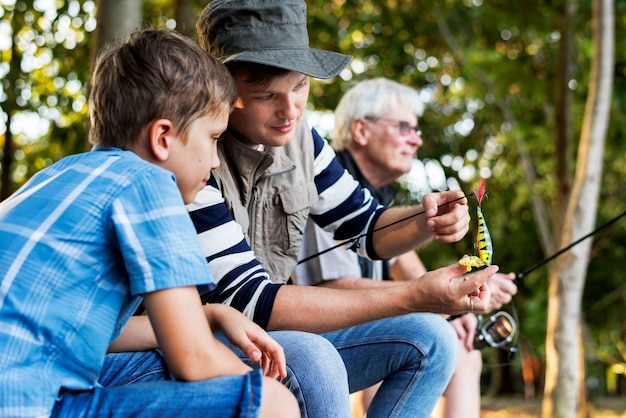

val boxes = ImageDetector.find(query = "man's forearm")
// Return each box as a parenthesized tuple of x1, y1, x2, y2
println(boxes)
(371, 191, 470, 259)
(316, 277, 403, 290)
(268, 263, 498, 334)
(372, 206, 431, 259)
(267, 284, 413, 333)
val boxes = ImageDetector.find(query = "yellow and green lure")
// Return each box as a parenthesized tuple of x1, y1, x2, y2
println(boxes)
(458, 178, 493, 272)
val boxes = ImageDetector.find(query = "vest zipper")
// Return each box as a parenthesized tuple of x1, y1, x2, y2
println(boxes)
(247, 154, 271, 239)
(247, 162, 297, 240)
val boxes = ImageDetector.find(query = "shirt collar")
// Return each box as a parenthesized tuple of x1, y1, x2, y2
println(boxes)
(335, 150, 397, 206)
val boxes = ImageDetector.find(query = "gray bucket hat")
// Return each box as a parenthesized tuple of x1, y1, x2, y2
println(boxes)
(197, 0, 352, 79)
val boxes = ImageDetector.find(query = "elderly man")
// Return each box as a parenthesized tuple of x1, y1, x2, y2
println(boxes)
(295, 78, 517, 418)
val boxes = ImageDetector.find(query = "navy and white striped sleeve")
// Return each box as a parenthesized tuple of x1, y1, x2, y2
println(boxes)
(308, 128, 387, 260)
(187, 180, 281, 329)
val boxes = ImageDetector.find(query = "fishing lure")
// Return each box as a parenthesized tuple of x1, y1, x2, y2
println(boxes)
(458, 178, 493, 272)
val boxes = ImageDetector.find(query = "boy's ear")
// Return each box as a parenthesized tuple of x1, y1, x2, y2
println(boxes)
(149, 119, 175, 162)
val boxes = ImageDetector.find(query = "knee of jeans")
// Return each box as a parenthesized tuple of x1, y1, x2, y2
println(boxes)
(441, 319, 460, 371)
(276, 331, 347, 382)
(275, 332, 350, 418)
(434, 314, 458, 349)
(426, 315, 458, 378)
(405, 313, 458, 362)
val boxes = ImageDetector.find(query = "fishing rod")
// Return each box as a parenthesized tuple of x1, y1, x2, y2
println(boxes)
(296, 193, 471, 265)
(515, 208, 626, 281)
(474, 207, 626, 358)
(298, 192, 626, 278)
(299, 188, 626, 358)
(307, 181, 624, 360)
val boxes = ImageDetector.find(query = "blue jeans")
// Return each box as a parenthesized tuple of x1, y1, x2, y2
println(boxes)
(97, 315, 455, 418)
(323, 313, 458, 418)
(98, 331, 351, 418)
(52, 366, 262, 417)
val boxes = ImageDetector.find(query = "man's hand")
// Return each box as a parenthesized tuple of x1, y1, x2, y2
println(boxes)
(205, 304, 287, 379)
(449, 313, 479, 352)
(422, 191, 470, 243)
(408, 263, 497, 315)
(486, 272, 518, 312)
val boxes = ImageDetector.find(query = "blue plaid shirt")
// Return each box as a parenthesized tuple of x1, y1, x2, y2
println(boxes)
(0, 148, 214, 417)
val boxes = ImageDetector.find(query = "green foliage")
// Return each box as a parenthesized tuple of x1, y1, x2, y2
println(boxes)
(0, 0, 213, 197)
(305, 0, 624, 395)
(1, 0, 94, 196)
(2, 0, 625, 396)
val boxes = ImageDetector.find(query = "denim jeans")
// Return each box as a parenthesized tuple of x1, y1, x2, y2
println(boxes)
(51, 366, 263, 417)
(96, 315, 455, 418)
(98, 330, 351, 418)
(323, 313, 458, 418)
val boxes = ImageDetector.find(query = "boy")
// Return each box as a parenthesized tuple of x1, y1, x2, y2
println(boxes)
(0, 29, 298, 417)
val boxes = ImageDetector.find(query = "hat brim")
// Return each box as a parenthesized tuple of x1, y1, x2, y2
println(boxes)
(221, 48, 352, 79)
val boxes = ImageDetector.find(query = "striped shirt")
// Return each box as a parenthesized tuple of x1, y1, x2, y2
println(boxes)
(0, 148, 214, 417)
(295, 149, 398, 285)
(189, 124, 386, 329)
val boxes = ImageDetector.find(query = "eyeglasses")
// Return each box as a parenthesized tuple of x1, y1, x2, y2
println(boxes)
(364, 117, 422, 137)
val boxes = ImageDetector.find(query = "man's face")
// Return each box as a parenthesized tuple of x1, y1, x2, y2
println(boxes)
(361, 104, 423, 181)
(228, 71, 310, 148)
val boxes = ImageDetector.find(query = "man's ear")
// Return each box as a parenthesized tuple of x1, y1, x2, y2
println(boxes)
(352, 118, 369, 146)
(149, 119, 175, 162)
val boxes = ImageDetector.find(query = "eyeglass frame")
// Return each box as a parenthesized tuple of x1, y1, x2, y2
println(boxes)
(363, 116, 421, 137)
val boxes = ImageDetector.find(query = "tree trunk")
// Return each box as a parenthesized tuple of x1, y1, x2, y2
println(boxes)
(174, 0, 195, 38)
(1, 7, 23, 201)
(553, 0, 576, 234)
(88, 0, 142, 150)
(1, 114, 15, 202)
(91, 0, 142, 67)
(541, 0, 614, 416)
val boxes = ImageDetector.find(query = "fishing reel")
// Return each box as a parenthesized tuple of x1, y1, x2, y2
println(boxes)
(473, 311, 519, 358)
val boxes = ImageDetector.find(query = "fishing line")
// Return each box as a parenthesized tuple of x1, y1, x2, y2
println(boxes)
(494, 208, 626, 359)
(297, 188, 625, 358)
(515, 208, 626, 281)
(296, 193, 471, 265)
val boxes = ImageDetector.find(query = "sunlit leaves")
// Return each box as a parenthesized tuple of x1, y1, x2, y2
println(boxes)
(0, 0, 624, 395)
(306, 0, 624, 394)
(1, 0, 95, 191)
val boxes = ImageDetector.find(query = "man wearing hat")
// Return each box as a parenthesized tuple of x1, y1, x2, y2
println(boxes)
(185, 0, 501, 417)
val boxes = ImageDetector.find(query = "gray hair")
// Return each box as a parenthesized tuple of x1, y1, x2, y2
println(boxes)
(331, 78, 423, 151)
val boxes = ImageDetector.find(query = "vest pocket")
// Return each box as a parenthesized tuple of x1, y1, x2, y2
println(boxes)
(275, 182, 318, 255)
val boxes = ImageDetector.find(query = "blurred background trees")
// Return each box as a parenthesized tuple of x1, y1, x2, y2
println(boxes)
(1, 0, 625, 415)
